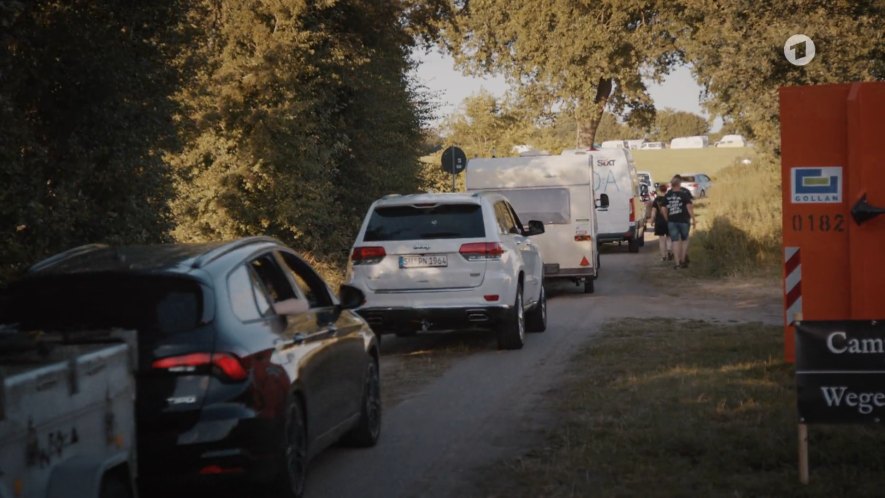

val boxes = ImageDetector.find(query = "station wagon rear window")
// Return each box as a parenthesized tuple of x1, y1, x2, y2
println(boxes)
(488, 188, 571, 225)
(1, 275, 204, 336)
(363, 204, 485, 241)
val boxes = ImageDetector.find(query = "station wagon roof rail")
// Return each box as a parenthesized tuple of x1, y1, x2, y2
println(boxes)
(190, 236, 280, 269)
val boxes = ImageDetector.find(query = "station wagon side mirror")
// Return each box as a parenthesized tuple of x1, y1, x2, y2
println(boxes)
(597, 193, 610, 209)
(526, 220, 545, 236)
(339, 284, 365, 310)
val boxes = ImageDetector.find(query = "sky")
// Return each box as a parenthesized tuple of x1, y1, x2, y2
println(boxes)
(412, 49, 723, 131)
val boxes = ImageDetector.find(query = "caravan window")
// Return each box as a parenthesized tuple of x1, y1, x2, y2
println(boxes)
(490, 188, 571, 225)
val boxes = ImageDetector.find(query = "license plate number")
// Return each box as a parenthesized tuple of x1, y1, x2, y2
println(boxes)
(399, 255, 448, 268)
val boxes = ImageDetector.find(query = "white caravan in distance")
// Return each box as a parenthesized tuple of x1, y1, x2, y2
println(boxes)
(670, 135, 710, 149)
(466, 154, 607, 293)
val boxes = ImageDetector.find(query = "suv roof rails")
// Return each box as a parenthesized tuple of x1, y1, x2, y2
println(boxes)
(191, 236, 280, 269)
(29, 244, 110, 273)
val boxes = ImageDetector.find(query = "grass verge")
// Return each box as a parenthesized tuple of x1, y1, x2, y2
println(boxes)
(479, 319, 885, 497)
(632, 147, 755, 182)
(687, 159, 781, 277)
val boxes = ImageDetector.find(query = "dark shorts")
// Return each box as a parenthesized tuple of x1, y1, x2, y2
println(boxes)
(654, 221, 669, 236)
(668, 222, 690, 241)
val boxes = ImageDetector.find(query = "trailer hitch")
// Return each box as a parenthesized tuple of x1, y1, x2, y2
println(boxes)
(851, 194, 885, 226)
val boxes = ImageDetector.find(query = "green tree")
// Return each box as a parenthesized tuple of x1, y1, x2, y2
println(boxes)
(170, 0, 431, 263)
(679, 1, 884, 153)
(652, 109, 709, 143)
(445, 1, 681, 147)
(443, 90, 520, 157)
(0, 1, 182, 282)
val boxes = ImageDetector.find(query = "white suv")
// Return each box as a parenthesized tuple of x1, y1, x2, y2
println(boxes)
(347, 192, 546, 349)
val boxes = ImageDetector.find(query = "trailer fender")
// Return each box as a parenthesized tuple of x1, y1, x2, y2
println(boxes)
(46, 452, 131, 498)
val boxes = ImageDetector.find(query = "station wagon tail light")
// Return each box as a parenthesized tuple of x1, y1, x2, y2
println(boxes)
(152, 353, 248, 381)
(459, 242, 505, 261)
(351, 246, 386, 264)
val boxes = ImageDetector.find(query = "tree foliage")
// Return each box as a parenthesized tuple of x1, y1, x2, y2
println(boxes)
(652, 109, 709, 143)
(445, 0, 681, 146)
(442, 90, 521, 157)
(169, 0, 430, 261)
(0, 0, 181, 281)
(677, 0, 884, 153)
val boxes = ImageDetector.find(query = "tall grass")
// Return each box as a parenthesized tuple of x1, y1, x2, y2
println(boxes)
(690, 159, 782, 276)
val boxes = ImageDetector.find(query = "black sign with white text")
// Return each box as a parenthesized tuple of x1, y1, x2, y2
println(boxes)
(796, 320, 885, 424)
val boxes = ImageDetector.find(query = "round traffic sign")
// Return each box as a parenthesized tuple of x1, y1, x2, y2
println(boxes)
(441, 146, 467, 175)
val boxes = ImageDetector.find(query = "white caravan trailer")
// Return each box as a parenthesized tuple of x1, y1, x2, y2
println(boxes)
(600, 140, 628, 149)
(715, 134, 747, 147)
(670, 135, 710, 149)
(562, 148, 645, 252)
(466, 154, 605, 293)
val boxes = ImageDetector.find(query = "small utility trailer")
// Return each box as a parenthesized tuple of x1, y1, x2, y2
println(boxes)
(0, 328, 137, 498)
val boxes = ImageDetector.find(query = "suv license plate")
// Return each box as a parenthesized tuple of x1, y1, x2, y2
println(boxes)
(399, 255, 448, 268)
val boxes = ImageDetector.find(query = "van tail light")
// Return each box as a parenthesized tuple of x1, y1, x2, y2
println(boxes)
(575, 235, 593, 241)
(459, 242, 505, 261)
(152, 353, 248, 381)
(351, 246, 386, 265)
(629, 198, 636, 222)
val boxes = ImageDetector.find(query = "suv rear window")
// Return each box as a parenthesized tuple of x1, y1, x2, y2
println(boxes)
(1, 275, 204, 335)
(364, 204, 486, 241)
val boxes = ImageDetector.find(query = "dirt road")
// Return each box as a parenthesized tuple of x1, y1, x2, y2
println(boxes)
(305, 239, 781, 498)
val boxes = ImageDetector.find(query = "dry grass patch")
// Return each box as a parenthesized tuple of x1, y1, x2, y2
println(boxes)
(478, 319, 885, 498)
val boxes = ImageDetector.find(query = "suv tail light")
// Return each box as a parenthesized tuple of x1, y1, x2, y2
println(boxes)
(351, 246, 386, 264)
(459, 242, 505, 261)
(152, 353, 248, 381)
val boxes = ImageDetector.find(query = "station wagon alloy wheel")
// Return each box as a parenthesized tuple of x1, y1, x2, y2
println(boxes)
(344, 358, 382, 447)
(279, 399, 308, 498)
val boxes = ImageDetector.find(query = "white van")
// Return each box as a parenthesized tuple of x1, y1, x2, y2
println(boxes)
(670, 135, 709, 149)
(600, 140, 628, 149)
(562, 148, 645, 252)
(466, 154, 605, 293)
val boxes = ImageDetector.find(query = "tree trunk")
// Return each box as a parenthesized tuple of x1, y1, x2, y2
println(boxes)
(575, 77, 613, 148)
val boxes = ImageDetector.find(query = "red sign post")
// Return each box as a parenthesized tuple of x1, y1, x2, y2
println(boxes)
(780, 82, 885, 363)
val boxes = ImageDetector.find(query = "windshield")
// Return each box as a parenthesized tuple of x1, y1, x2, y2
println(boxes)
(488, 188, 571, 225)
(1, 274, 204, 335)
(364, 204, 486, 241)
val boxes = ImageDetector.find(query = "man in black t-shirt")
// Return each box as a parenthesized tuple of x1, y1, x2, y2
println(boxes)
(660, 176, 695, 269)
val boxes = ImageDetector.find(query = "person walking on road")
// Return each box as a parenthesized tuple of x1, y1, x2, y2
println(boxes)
(660, 175, 695, 269)
(651, 184, 672, 261)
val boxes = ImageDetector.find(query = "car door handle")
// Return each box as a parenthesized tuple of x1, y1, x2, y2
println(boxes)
(275, 333, 306, 348)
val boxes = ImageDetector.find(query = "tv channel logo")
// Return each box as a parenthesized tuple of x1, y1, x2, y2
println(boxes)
(791, 167, 842, 203)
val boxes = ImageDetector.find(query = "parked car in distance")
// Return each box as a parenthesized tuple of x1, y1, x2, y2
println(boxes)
(639, 141, 665, 150)
(600, 139, 628, 149)
(348, 192, 546, 349)
(637, 171, 655, 190)
(1, 237, 379, 498)
(679, 173, 714, 198)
